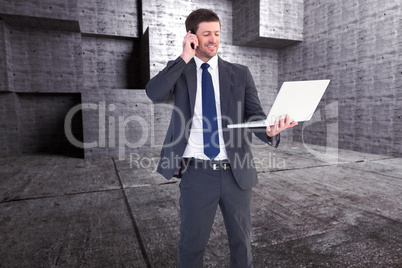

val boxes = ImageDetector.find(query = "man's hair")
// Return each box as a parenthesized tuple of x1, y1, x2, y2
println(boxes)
(185, 9, 221, 34)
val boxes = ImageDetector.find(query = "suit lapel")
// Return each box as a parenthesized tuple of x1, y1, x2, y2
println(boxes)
(218, 57, 232, 118)
(185, 59, 197, 118)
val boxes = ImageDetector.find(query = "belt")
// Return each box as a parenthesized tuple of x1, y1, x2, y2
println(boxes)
(183, 158, 231, 171)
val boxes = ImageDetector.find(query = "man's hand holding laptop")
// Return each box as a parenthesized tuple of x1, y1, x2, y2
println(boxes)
(266, 114, 298, 137)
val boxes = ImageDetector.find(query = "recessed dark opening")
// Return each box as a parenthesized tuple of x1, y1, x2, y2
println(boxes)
(17, 93, 84, 158)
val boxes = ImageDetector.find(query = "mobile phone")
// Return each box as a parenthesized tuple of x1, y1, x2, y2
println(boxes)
(191, 30, 195, 49)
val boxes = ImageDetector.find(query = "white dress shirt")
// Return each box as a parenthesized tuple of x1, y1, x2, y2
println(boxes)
(182, 55, 228, 160)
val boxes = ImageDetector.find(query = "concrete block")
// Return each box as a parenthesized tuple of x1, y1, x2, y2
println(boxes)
(81, 35, 136, 90)
(233, 0, 303, 48)
(77, 0, 138, 37)
(9, 27, 82, 93)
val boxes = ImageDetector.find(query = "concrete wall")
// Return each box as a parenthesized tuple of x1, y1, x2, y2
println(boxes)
(0, 0, 400, 158)
(0, 0, 142, 158)
(279, 0, 402, 156)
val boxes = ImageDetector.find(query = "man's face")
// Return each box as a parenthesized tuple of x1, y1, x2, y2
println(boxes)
(195, 21, 220, 62)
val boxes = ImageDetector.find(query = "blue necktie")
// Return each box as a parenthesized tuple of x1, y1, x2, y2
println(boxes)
(201, 63, 220, 159)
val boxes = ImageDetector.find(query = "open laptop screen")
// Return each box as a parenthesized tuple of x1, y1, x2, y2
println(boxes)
(227, 79, 330, 128)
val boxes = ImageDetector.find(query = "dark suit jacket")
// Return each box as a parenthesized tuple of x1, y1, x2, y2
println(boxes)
(146, 56, 279, 190)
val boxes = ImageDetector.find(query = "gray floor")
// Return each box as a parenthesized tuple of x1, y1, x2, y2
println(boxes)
(0, 142, 401, 267)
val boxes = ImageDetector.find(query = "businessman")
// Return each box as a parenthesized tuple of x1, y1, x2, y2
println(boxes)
(146, 8, 297, 268)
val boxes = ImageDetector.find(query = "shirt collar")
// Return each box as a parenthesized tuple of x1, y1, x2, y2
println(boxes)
(194, 55, 219, 71)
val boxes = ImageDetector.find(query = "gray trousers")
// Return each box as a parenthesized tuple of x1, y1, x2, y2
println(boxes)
(178, 160, 253, 268)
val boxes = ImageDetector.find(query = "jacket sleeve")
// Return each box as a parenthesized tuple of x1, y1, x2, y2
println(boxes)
(243, 66, 280, 148)
(145, 57, 187, 103)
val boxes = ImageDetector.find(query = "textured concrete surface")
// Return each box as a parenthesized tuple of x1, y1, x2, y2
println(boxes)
(1, 142, 401, 267)
(233, 0, 303, 48)
(280, 0, 402, 156)
(1, 0, 401, 160)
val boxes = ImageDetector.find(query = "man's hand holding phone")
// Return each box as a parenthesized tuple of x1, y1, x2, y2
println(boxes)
(180, 31, 198, 63)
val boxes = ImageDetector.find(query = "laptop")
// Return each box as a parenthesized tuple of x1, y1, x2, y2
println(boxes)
(227, 79, 330, 128)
